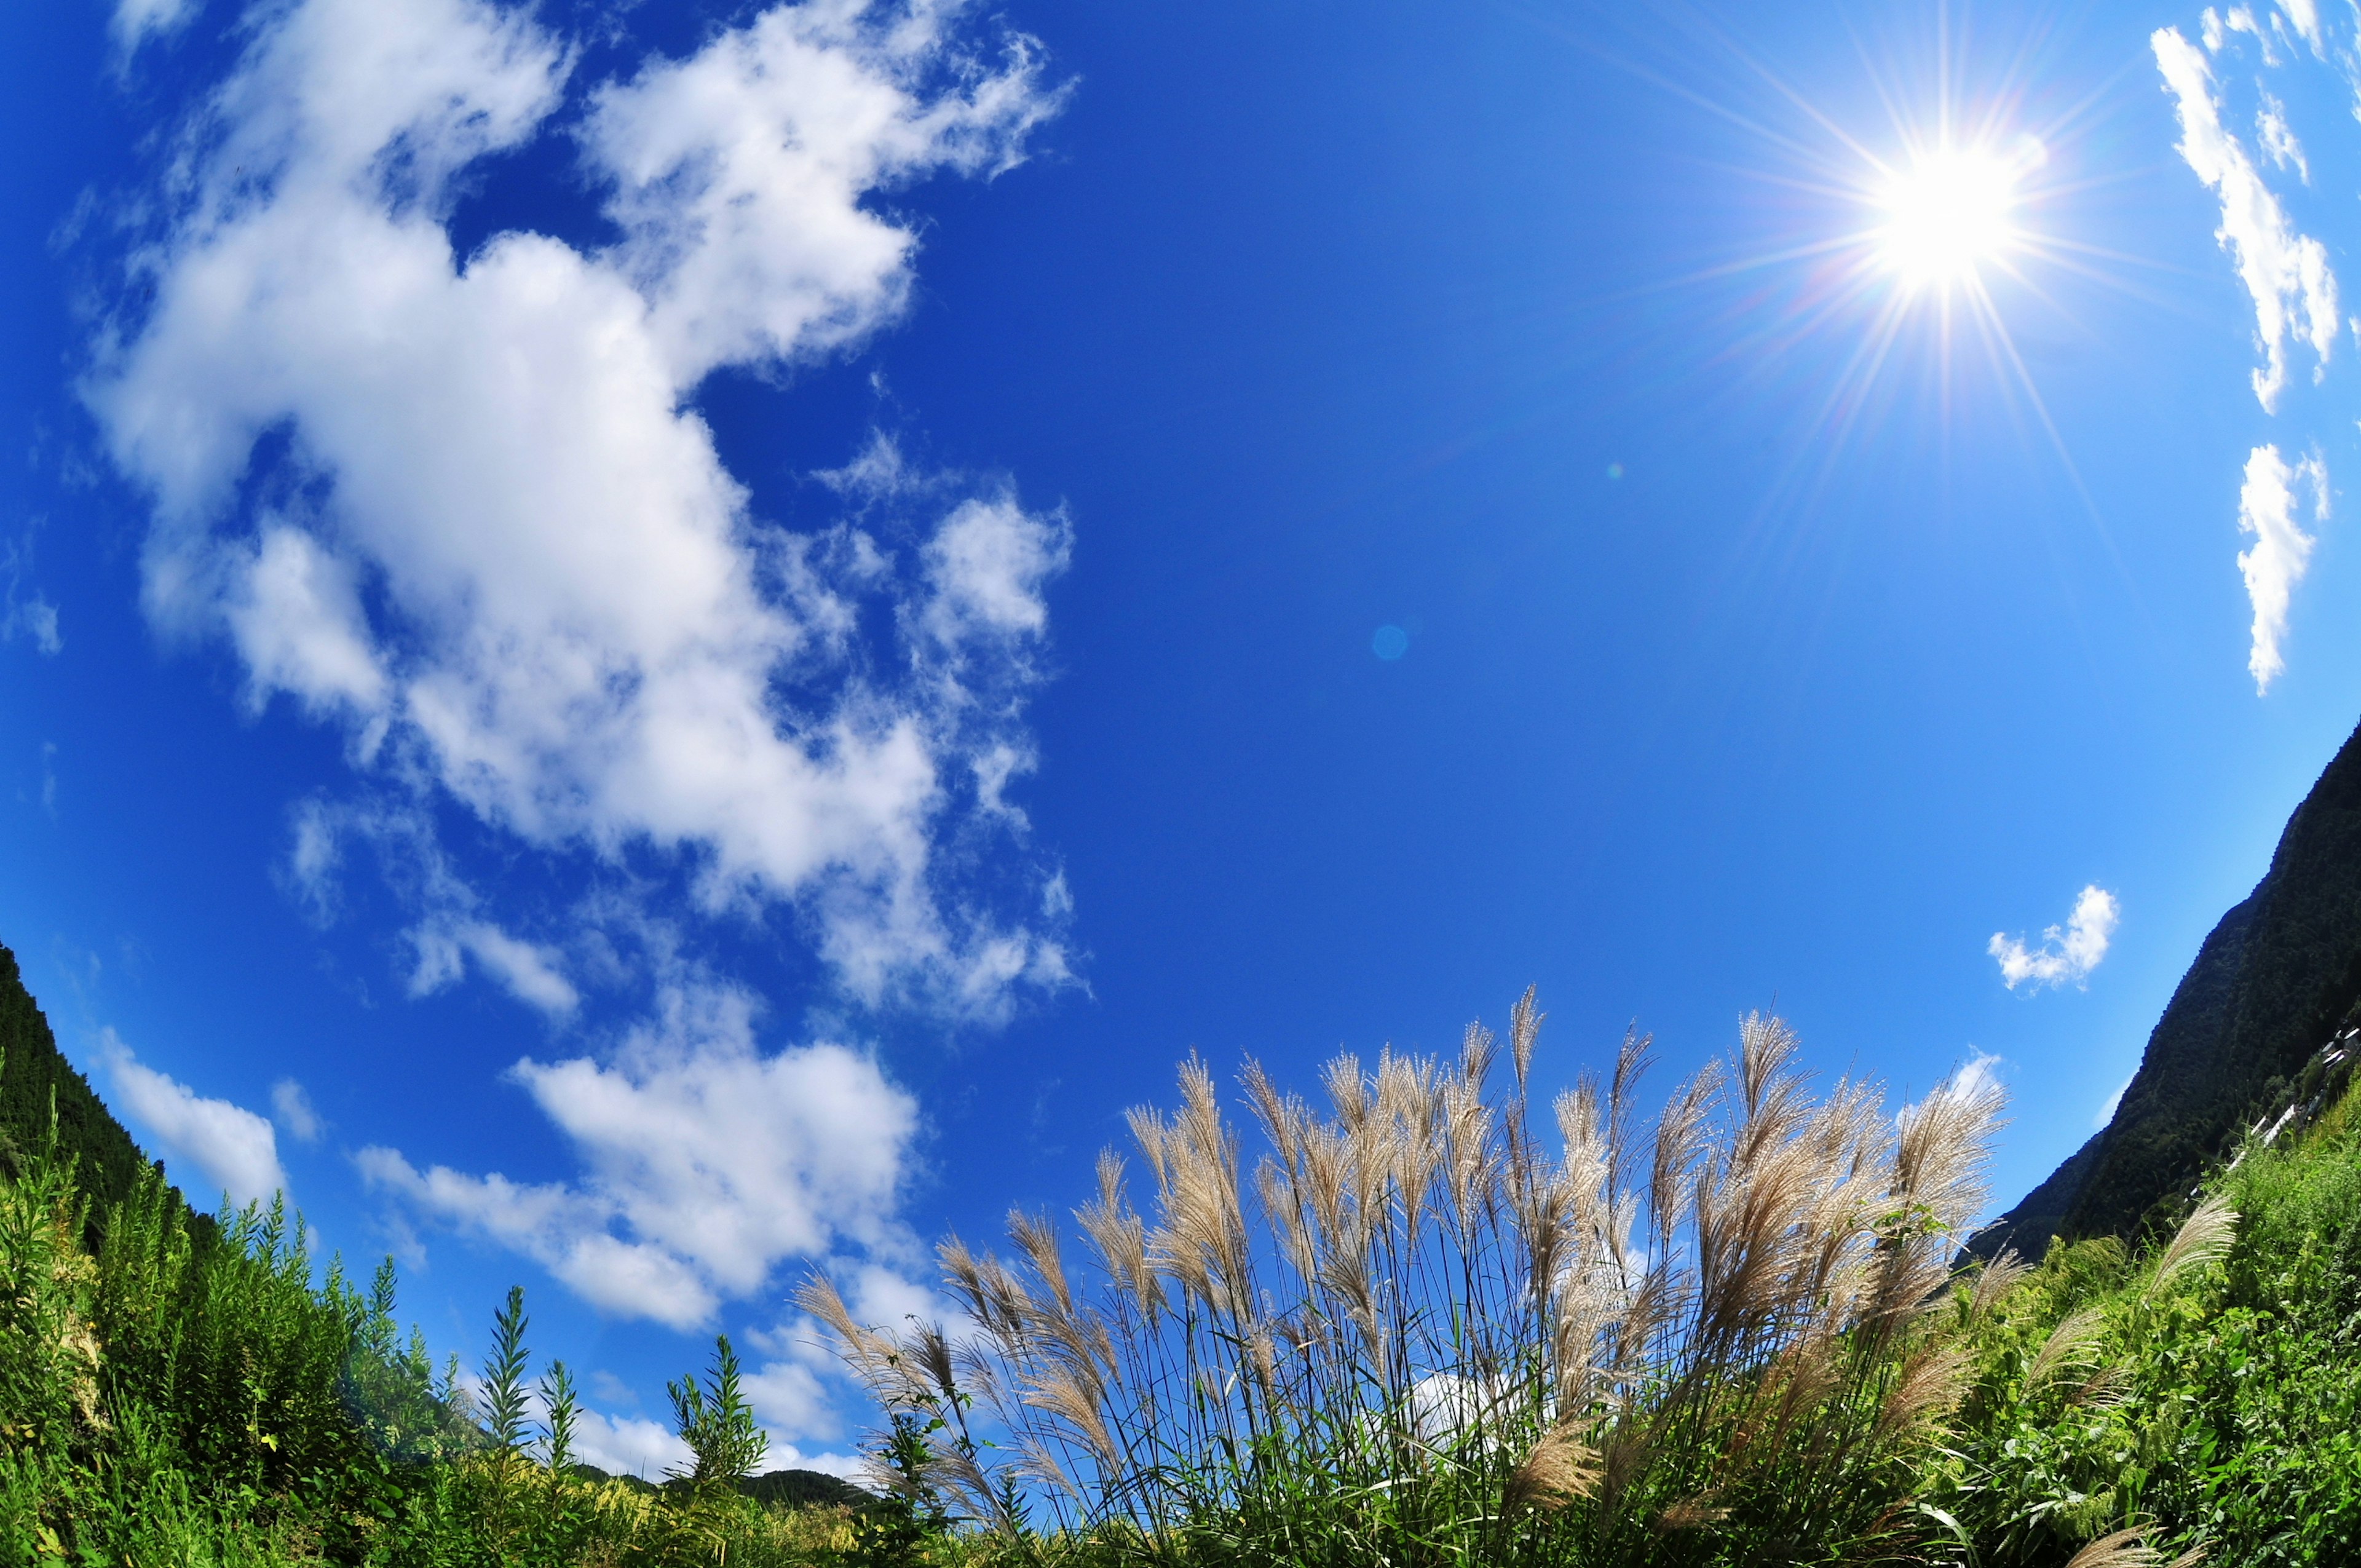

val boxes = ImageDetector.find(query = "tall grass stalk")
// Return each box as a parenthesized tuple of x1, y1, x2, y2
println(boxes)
(805, 996, 2006, 1565)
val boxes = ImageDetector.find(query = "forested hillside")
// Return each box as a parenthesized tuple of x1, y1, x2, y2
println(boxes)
(1976, 716, 2361, 1257)
(0, 940, 201, 1238)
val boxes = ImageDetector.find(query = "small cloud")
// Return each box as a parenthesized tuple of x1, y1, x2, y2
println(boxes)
(2256, 93, 2308, 182)
(39, 742, 57, 817)
(111, 0, 201, 49)
(271, 1077, 325, 1144)
(1990, 885, 2119, 992)
(2237, 444, 2325, 694)
(2274, 0, 2323, 55)
(409, 919, 580, 1016)
(102, 1031, 289, 1206)
(9, 600, 61, 656)
(1, 533, 62, 656)
(1899, 1048, 2006, 1131)
(2095, 1069, 2135, 1130)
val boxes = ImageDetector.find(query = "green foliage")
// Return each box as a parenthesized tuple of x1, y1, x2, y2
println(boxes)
(478, 1285, 533, 1454)
(670, 1333, 770, 1486)
(1932, 1089, 2361, 1567)
(849, 1412, 954, 1568)
(0, 1068, 877, 1568)
(0, 941, 207, 1247)
(537, 1359, 579, 1475)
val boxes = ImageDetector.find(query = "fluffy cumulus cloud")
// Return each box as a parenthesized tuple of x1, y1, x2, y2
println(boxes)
(2154, 26, 2338, 410)
(103, 1031, 289, 1206)
(84, 0, 1076, 1408)
(2235, 443, 2325, 693)
(89, 0, 1071, 1018)
(1989, 885, 2120, 993)
(360, 982, 920, 1328)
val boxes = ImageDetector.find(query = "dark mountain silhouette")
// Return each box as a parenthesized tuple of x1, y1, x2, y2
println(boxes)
(1974, 716, 2361, 1259)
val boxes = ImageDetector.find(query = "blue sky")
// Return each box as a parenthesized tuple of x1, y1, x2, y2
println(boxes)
(6, 0, 2361, 1473)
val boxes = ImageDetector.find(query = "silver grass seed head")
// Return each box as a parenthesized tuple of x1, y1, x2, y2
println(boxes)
(2148, 1194, 2239, 1299)
(2062, 1527, 2179, 1568)
(1509, 986, 1543, 1095)
(1503, 1420, 1599, 1515)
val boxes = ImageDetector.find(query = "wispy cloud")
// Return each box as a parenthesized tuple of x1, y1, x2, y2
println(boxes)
(103, 1031, 288, 1206)
(1, 535, 61, 657)
(2255, 92, 2308, 181)
(109, 0, 200, 52)
(271, 1077, 325, 1145)
(2154, 26, 2338, 410)
(2235, 443, 2325, 693)
(2273, 0, 2324, 56)
(1990, 885, 2119, 992)
(2094, 1069, 2135, 1130)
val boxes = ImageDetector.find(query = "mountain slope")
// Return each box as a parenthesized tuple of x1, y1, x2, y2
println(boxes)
(1977, 716, 2361, 1257)
(0, 938, 197, 1234)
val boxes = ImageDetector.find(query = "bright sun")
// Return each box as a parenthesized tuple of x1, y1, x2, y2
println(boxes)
(1874, 147, 2022, 289)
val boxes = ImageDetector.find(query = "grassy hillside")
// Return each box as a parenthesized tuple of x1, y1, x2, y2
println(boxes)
(1978, 715, 2361, 1257)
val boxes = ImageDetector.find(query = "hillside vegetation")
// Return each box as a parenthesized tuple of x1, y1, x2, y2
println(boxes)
(5, 983, 2361, 1564)
(1980, 716, 2361, 1256)
(0, 943, 205, 1244)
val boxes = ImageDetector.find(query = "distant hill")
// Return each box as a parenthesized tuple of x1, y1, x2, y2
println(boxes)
(570, 1465, 873, 1510)
(0, 939, 202, 1238)
(1974, 716, 2361, 1259)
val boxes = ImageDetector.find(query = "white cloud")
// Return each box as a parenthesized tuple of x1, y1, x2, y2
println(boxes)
(409, 919, 581, 1016)
(570, 1405, 692, 1481)
(1990, 885, 2120, 992)
(271, 1077, 325, 1144)
(360, 982, 920, 1328)
(222, 526, 389, 721)
(2274, 0, 2323, 54)
(2154, 27, 2338, 410)
(2094, 1069, 2135, 1130)
(89, 0, 1070, 1016)
(2, 600, 61, 657)
(1, 536, 62, 657)
(1898, 1048, 2006, 1131)
(288, 797, 581, 1015)
(103, 1031, 289, 1206)
(2256, 93, 2308, 180)
(111, 0, 202, 50)
(2236, 443, 2325, 692)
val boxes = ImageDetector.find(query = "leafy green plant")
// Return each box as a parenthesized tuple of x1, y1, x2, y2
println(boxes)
(670, 1332, 770, 1486)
